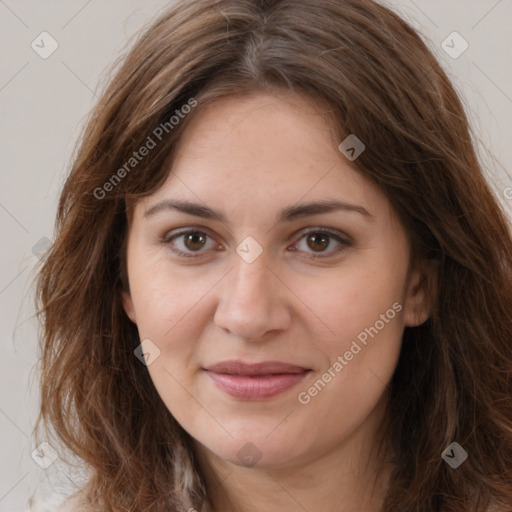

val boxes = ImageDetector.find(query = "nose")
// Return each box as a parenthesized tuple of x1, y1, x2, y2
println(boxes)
(213, 255, 292, 342)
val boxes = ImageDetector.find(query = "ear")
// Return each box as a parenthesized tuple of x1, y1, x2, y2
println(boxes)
(402, 261, 437, 327)
(121, 289, 137, 324)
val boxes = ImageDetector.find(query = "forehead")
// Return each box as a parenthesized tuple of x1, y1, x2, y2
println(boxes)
(173, 90, 339, 174)
(137, 92, 386, 221)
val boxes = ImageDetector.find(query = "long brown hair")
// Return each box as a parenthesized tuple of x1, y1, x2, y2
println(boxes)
(35, 0, 512, 510)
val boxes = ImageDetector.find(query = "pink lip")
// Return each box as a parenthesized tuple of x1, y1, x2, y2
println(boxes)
(204, 361, 311, 400)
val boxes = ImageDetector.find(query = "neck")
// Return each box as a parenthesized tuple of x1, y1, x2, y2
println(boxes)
(194, 398, 393, 512)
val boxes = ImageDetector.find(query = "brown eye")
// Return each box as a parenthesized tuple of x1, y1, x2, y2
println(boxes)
(306, 233, 330, 252)
(293, 229, 352, 259)
(164, 229, 218, 257)
(183, 231, 207, 251)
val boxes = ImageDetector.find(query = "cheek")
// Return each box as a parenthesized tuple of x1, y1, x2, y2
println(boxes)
(126, 256, 213, 391)
(128, 249, 210, 336)
(309, 261, 406, 357)
(295, 260, 405, 418)
(127, 260, 214, 428)
(293, 270, 404, 448)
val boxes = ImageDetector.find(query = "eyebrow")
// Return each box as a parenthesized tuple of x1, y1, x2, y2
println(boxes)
(143, 198, 374, 223)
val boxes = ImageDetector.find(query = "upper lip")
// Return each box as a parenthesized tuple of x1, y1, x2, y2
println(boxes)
(204, 361, 311, 376)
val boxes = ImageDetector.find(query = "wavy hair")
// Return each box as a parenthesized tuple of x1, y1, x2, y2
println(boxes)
(35, 0, 512, 510)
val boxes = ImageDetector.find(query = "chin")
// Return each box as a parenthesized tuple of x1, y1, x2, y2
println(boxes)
(197, 428, 310, 470)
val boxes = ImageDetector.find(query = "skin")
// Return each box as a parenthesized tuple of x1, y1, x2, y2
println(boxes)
(122, 90, 432, 512)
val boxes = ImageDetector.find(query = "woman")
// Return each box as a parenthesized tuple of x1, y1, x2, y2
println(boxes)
(34, 0, 512, 510)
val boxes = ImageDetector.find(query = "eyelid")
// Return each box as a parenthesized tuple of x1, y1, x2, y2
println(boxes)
(161, 226, 217, 243)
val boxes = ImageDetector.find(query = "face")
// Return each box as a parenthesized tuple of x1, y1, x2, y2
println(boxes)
(122, 91, 430, 471)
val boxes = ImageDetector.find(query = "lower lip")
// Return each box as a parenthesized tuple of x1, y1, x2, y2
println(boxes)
(205, 371, 310, 400)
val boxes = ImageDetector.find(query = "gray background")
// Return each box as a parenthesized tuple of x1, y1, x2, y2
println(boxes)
(1, 1, 511, 510)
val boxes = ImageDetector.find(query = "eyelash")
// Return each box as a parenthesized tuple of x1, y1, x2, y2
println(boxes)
(161, 227, 352, 260)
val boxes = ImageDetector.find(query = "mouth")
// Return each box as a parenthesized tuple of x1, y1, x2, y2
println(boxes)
(203, 361, 312, 400)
